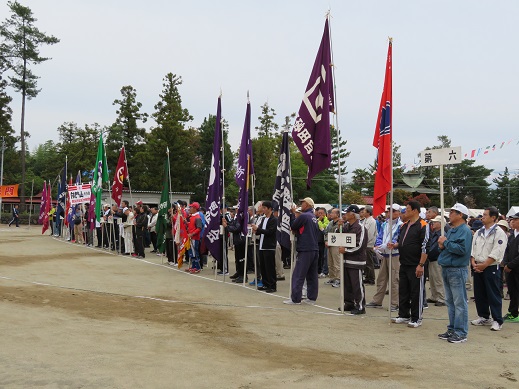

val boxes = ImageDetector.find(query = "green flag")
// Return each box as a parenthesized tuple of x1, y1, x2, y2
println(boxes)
(92, 133, 109, 222)
(156, 157, 171, 253)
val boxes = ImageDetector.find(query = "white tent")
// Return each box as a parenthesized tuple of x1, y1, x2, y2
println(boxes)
(507, 206, 519, 217)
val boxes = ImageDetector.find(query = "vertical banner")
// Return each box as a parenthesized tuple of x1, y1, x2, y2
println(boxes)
(272, 131, 293, 249)
(156, 157, 171, 253)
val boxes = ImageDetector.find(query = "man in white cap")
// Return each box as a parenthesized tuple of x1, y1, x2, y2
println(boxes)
(437, 203, 473, 343)
(470, 206, 507, 331)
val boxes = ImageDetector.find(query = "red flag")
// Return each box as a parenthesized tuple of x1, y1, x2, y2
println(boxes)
(372, 41, 393, 217)
(111, 147, 128, 207)
(42, 182, 51, 234)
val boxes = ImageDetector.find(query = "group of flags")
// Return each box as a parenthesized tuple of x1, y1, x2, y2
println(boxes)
(36, 15, 395, 261)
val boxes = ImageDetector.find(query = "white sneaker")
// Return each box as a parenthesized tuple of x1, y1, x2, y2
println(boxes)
(408, 320, 422, 328)
(471, 317, 493, 326)
(490, 321, 502, 331)
(303, 299, 316, 305)
(391, 317, 410, 324)
(283, 300, 301, 305)
(331, 280, 340, 288)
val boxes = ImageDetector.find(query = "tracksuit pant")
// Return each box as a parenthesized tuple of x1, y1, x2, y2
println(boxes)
(398, 264, 424, 322)
(506, 270, 519, 317)
(344, 266, 365, 310)
(291, 251, 318, 303)
(473, 264, 503, 324)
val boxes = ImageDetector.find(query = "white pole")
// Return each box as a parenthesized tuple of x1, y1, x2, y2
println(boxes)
(440, 165, 445, 236)
(0, 136, 5, 224)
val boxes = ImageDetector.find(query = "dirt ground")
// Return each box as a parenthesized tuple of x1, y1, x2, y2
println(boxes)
(0, 226, 518, 388)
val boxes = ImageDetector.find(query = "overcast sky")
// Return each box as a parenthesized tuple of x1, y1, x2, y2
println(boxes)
(3, 0, 518, 181)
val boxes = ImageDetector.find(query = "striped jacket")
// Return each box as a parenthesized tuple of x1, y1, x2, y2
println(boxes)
(343, 219, 368, 270)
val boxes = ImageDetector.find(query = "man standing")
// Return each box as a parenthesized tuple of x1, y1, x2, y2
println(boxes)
(427, 215, 446, 306)
(470, 206, 507, 331)
(367, 204, 402, 311)
(148, 207, 158, 253)
(316, 207, 329, 278)
(187, 202, 203, 273)
(437, 203, 473, 343)
(324, 208, 341, 288)
(8, 205, 20, 227)
(360, 206, 378, 285)
(503, 212, 519, 323)
(339, 205, 368, 314)
(134, 204, 148, 258)
(285, 197, 320, 304)
(389, 201, 429, 328)
(252, 201, 277, 293)
(224, 211, 246, 283)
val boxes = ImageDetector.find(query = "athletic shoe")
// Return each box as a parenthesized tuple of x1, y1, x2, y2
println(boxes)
(229, 272, 239, 279)
(435, 302, 446, 307)
(366, 302, 383, 308)
(407, 320, 422, 328)
(249, 279, 257, 286)
(505, 314, 519, 322)
(283, 300, 301, 305)
(324, 279, 334, 285)
(303, 299, 316, 305)
(390, 306, 399, 312)
(276, 276, 286, 281)
(351, 308, 366, 315)
(471, 317, 493, 326)
(448, 334, 467, 343)
(438, 330, 454, 340)
(264, 288, 276, 293)
(391, 317, 410, 324)
(490, 321, 502, 331)
(318, 273, 326, 278)
(423, 304, 429, 309)
(331, 280, 341, 288)
(217, 271, 229, 276)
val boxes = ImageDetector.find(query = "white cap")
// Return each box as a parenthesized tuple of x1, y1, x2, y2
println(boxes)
(451, 203, 469, 216)
(123, 207, 129, 212)
(386, 203, 401, 211)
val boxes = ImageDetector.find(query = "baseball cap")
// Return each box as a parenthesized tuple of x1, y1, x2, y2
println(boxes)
(471, 219, 483, 230)
(123, 207, 128, 212)
(451, 203, 469, 216)
(345, 204, 360, 214)
(301, 197, 315, 208)
(386, 203, 401, 212)
(189, 202, 200, 210)
(509, 212, 519, 219)
(135, 200, 143, 206)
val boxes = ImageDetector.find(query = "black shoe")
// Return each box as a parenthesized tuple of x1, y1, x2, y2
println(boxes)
(435, 302, 446, 307)
(339, 304, 355, 311)
(364, 280, 375, 285)
(258, 286, 268, 291)
(283, 265, 291, 269)
(150, 250, 157, 253)
(229, 272, 240, 279)
(232, 277, 246, 283)
(264, 288, 276, 293)
(351, 308, 366, 315)
(276, 276, 286, 281)
(426, 298, 436, 303)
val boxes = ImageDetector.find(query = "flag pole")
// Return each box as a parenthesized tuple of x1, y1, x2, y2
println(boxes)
(165, 147, 173, 265)
(220, 109, 228, 282)
(328, 11, 345, 314)
(387, 37, 394, 325)
(28, 178, 34, 228)
(122, 139, 134, 207)
(287, 129, 296, 300)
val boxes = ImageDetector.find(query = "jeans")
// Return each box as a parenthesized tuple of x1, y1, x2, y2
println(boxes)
(189, 239, 201, 270)
(442, 266, 469, 338)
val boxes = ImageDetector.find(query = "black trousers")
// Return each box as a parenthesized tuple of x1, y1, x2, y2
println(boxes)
(506, 270, 519, 317)
(344, 266, 366, 310)
(150, 231, 158, 251)
(364, 249, 376, 283)
(217, 236, 228, 271)
(96, 227, 102, 247)
(135, 230, 145, 257)
(317, 242, 326, 274)
(165, 238, 174, 263)
(398, 264, 425, 322)
(234, 242, 246, 276)
(259, 250, 276, 290)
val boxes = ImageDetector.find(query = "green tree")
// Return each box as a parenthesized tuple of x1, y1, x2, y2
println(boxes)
(0, 76, 18, 185)
(0, 0, 59, 209)
(106, 85, 148, 188)
(446, 159, 492, 207)
(492, 167, 512, 214)
(143, 73, 193, 191)
(330, 125, 350, 180)
(255, 102, 279, 138)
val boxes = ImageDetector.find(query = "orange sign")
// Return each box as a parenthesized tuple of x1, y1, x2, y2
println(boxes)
(0, 184, 19, 198)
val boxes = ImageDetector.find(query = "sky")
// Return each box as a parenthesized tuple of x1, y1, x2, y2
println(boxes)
(3, 0, 519, 182)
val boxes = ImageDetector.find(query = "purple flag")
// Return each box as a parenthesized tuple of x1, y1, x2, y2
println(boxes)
(75, 170, 81, 185)
(235, 100, 254, 236)
(38, 181, 47, 224)
(272, 131, 293, 249)
(87, 185, 96, 231)
(292, 18, 334, 188)
(204, 97, 223, 262)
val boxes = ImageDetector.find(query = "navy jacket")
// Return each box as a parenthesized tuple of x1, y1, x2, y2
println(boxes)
(290, 208, 319, 252)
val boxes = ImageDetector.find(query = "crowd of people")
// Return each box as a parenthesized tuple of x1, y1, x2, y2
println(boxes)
(47, 195, 519, 344)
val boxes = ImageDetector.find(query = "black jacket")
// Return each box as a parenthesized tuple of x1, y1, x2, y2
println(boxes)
(255, 214, 277, 250)
(398, 218, 429, 266)
(504, 232, 519, 270)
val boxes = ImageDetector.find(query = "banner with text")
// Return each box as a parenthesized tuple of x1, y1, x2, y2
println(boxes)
(68, 184, 92, 206)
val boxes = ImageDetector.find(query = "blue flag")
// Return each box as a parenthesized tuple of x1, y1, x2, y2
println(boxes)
(204, 97, 223, 262)
(272, 131, 293, 249)
(235, 100, 254, 236)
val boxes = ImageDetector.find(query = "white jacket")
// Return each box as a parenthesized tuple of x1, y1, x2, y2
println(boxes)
(471, 224, 507, 265)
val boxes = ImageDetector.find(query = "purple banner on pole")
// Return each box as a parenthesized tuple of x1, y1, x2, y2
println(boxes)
(272, 131, 293, 249)
(292, 18, 334, 188)
(87, 186, 96, 231)
(204, 97, 223, 262)
(38, 181, 47, 225)
(235, 101, 254, 236)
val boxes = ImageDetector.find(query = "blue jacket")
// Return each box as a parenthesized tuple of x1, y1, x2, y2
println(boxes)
(290, 208, 319, 252)
(438, 223, 472, 268)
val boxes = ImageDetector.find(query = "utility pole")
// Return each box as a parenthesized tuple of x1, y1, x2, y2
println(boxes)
(0, 136, 5, 223)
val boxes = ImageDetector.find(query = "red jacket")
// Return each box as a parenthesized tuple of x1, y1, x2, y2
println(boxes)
(187, 213, 202, 240)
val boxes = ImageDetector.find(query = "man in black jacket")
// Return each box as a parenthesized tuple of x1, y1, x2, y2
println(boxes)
(252, 201, 278, 293)
(134, 204, 148, 258)
(224, 212, 247, 283)
(504, 212, 519, 322)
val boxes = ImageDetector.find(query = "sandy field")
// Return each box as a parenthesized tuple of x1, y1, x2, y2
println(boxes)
(0, 226, 518, 388)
